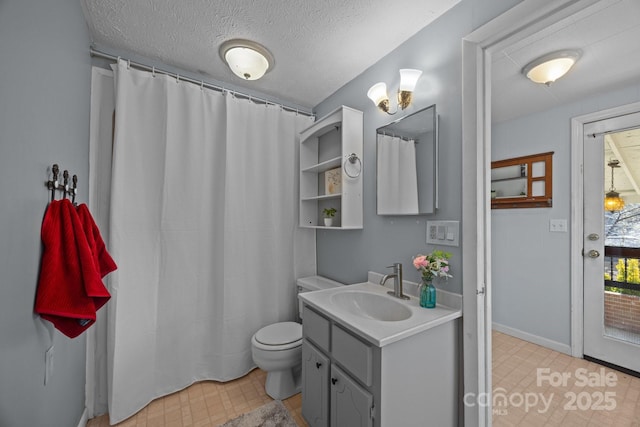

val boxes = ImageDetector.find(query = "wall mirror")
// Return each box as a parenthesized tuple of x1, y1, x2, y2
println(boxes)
(376, 104, 438, 215)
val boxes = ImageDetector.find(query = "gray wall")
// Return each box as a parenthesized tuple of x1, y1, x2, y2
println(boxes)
(313, 0, 522, 291)
(492, 83, 640, 348)
(0, 0, 92, 425)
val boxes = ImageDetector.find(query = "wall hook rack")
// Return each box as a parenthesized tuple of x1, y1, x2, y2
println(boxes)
(46, 164, 78, 204)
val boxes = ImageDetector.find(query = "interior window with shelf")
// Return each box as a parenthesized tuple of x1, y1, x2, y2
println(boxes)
(491, 151, 553, 209)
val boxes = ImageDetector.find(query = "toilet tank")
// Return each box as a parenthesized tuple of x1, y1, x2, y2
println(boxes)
(297, 275, 344, 320)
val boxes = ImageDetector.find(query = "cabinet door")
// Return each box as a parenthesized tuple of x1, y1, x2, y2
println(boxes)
(330, 365, 373, 427)
(302, 340, 330, 427)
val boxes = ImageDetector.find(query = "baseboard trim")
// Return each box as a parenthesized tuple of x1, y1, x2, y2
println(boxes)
(77, 408, 88, 427)
(492, 322, 572, 355)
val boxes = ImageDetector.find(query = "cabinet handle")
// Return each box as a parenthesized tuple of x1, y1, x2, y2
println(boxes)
(316, 362, 322, 369)
(331, 378, 338, 385)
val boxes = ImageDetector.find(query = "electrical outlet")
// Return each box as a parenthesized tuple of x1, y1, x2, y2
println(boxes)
(429, 225, 437, 240)
(45, 346, 54, 385)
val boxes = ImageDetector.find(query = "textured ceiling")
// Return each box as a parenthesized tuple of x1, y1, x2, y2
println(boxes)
(81, 0, 460, 109)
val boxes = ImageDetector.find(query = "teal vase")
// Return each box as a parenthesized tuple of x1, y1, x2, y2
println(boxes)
(420, 279, 436, 308)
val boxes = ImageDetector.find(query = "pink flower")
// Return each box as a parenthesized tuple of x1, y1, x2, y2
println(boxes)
(413, 256, 428, 269)
(413, 250, 453, 280)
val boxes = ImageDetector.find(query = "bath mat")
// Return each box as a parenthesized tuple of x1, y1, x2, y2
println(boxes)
(218, 400, 297, 427)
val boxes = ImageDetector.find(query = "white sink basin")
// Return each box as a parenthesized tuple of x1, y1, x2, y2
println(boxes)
(330, 290, 412, 321)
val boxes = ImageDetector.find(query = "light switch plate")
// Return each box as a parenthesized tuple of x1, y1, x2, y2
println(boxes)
(426, 220, 459, 247)
(550, 219, 567, 233)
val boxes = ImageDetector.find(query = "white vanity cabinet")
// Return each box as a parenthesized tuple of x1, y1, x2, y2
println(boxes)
(299, 106, 363, 229)
(301, 304, 459, 427)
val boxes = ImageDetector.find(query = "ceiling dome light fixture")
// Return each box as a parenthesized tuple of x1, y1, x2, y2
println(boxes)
(522, 49, 581, 86)
(367, 69, 422, 114)
(219, 39, 274, 81)
(604, 159, 625, 212)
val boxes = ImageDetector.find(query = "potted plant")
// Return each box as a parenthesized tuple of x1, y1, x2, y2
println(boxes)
(322, 207, 337, 227)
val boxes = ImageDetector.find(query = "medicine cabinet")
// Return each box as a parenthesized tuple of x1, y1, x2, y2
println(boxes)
(376, 105, 438, 215)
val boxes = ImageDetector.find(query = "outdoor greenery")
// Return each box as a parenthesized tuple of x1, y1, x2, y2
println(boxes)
(605, 203, 640, 296)
(605, 259, 640, 297)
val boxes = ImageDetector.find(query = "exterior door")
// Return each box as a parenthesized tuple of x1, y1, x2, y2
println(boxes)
(583, 111, 640, 373)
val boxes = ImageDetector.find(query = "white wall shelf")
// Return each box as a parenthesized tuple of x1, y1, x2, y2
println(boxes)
(301, 156, 342, 174)
(299, 106, 363, 229)
(301, 194, 341, 202)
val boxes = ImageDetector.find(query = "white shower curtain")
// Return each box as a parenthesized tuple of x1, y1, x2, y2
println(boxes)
(102, 61, 315, 423)
(377, 134, 419, 214)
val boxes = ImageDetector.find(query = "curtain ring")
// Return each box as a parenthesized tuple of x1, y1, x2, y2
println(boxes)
(343, 153, 362, 178)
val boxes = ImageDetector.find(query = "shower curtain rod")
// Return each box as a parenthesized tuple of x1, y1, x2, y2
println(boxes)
(89, 47, 315, 118)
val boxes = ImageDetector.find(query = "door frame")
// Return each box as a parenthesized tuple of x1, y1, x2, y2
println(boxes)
(570, 100, 640, 358)
(461, 0, 603, 424)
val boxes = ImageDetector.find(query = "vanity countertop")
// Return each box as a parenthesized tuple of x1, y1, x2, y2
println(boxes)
(298, 279, 461, 347)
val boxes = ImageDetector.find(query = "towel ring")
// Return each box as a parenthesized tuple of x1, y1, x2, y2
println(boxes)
(343, 153, 362, 178)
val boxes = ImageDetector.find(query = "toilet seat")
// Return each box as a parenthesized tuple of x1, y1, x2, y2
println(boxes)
(253, 322, 302, 351)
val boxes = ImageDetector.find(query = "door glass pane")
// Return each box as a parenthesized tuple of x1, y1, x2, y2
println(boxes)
(602, 129, 640, 345)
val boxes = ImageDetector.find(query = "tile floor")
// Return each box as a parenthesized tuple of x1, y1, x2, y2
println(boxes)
(86, 369, 307, 427)
(87, 331, 640, 426)
(492, 330, 640, 426)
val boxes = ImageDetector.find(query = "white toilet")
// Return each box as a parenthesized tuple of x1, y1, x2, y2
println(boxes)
(251, 275, 343, 400)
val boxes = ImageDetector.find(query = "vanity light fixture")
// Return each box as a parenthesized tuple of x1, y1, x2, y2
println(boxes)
(367, 69, 422, 114)
(522, 50, 581, 86)
(604, 159, 625, 212)
(219, 39, 274, 81)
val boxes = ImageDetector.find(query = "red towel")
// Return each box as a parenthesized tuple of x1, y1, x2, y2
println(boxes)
(76, 203, 117, 279)
(34, 200, 114, 338)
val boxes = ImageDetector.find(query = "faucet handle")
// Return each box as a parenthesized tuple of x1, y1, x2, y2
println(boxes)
(386, 263, 402, 271)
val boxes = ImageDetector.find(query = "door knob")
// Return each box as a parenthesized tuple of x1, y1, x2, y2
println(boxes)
(587, 249, 600, 258)
(316, 362, 322, 369)
(588, 233, 599, 241)
(331, 378, 338, 385)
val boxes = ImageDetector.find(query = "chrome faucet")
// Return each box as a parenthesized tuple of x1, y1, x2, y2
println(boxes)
(380, 263, 410, 300)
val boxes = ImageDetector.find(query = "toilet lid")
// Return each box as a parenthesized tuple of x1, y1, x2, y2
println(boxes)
(255, 322, 302, 346)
